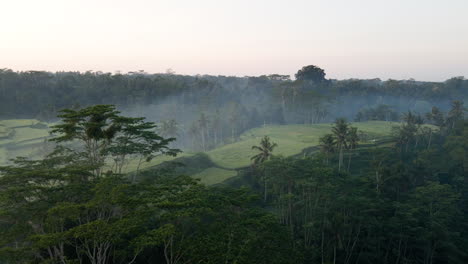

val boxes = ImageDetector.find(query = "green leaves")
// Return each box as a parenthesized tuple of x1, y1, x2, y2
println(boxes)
(251, 136, 277, 165)
(50, 105, 120, 143)
(49, 104, 181, 177)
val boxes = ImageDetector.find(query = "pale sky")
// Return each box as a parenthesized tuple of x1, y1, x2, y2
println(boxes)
(0, 0, 467, 81)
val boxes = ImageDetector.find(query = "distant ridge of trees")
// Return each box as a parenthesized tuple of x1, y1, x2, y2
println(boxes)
(1, 67, 466, 151)
(1, 68, 466, 119)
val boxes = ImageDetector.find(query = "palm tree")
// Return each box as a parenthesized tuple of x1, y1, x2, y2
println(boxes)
(447, 100, 465, 129)
(346, 127, 359, 171)
(251, 136, 278, 165)
(319, 134, 336, 165)
(332, 118, 349, 171)
(251, 136, 278, 202)
(426, 106, 445, 127)
(402, 111, 416, 124)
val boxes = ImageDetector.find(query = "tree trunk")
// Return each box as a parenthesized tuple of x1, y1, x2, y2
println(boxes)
(134, 156, 144, 183)
(427, 129, 432, 149)
(214, 128, 218, 146)
(321, 230, 325, 264)
(338, 144, 344, 171)
(347, 151, 352, 172)
(201, 127, 206, 151)
(333, 244, 336, 264)
(231, 126, 235, 142)
(263, 173, 268, 202)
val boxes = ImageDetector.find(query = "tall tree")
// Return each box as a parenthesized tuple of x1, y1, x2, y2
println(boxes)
(319, 134, 336, 165)
(346, 127, 359, 171)
(50, 105, 121, 177)
(447, 100, 465, 129)
(425, 106, 445, 127)
(332, 118, 349, 171)
(251, 136, 278, 201)
(50, 105, 179, 178)
(198, 113, 209, 151)
(295, 65, 326, 82)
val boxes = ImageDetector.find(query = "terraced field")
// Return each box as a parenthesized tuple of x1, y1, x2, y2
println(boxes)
(0, 119, 399, 185)
(0, 119, 51, 164)
(192, 167, 237, 185)
(206, 121, 398, 169)
(140, 121, 399, 185)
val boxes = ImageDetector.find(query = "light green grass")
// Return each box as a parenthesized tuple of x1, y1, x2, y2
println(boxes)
(0, 148, 7, 164)
(192, 167, 237, 185)
(0, 119, 51, 165)
(119, 152, 195, 173)
(0, 125, 9, 134)
(0, 127, 50, 146)
(0, 119, 39, 128)
(207, 121, 398, 169)
(0, 120, 399, 184)
(0, 128, 12, 140)
(12, 127, 49, 142)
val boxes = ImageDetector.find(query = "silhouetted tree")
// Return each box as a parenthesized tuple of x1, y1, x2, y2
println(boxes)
(295, 65, 326, 82)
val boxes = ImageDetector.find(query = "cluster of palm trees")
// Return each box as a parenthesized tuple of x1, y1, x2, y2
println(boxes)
(395, 100, 465, 152)
(249, 119, 360, 174)
(250, 121, 361, 170)
(319, 118, 359, 171)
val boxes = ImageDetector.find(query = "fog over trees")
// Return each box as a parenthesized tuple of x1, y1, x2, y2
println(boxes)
(1, 66, 466, 152)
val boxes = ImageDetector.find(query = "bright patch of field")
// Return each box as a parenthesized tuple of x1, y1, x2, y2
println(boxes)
(0, 119, 400, 184)
(0, 125, 10, 135)
(0, 119, 39, 128)
(192, 167, 237, 185)
(0, 119, 50, 165)
(350, 121, 400, 135)
(0, 127, 49, 146)
(0, 148, 8, 164)
(120, 152, 195, 173)
(207, 121, 397, 169)
(12, 127, 49, 142)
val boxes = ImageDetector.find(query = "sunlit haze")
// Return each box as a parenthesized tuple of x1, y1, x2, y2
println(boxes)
(1, 0, 467, 81)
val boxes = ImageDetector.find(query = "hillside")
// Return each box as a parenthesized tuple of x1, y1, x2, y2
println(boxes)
(0, 119, 51, 164)
(138, 121, 400, 184)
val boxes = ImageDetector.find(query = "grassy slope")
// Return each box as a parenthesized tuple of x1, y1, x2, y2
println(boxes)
(207, 121, 398, 169)
(120, 152, 195, 173)
(0, 119, 398, 185)
(0, 148, 7, 164)
(0, 119, 39, 128)
(0, 119, 50, 164)
(192, 167, 237, 185)
(141, 121, 398, 185)
(0, 125, 10, 136)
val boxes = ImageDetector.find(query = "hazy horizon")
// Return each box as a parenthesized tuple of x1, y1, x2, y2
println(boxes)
(1, 0, 467, 81)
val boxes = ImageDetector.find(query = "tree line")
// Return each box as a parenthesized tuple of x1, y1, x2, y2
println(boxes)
(1, 67, 467, 151)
